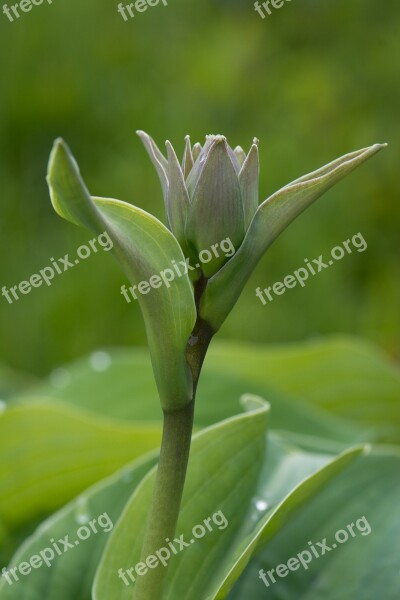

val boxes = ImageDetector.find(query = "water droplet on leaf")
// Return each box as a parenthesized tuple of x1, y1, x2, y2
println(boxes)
(90, 351, 111, 372)
(254, 499, 268, 512)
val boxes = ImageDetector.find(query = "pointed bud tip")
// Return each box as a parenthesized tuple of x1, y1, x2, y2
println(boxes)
(136, 130, 149, 140)
(366, 142, 388, 156)
(367, 142, 387, 151)
(206, 134, 226, 144)
(53, 137, 65, 148)
(50, 138, 69, 158)
(165, 140, 175, 157)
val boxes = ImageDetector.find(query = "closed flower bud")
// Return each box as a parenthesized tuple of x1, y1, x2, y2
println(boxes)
(138, 132, 260, 277)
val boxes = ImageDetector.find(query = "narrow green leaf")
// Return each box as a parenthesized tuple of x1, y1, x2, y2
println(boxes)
(47, 139, 197, 410)
(201, 144, 386, 330)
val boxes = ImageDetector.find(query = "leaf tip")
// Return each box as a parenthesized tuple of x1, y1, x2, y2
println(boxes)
(371, 142, 388, 152)
(48, 138, 77, 180)
(240, 394, 270, 414)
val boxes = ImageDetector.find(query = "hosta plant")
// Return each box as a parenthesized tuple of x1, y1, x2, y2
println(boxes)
(42, 133, 385, 599)
(1, 134, 395, 600)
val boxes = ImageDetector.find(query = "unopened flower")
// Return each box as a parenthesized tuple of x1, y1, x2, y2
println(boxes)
(138, 131, 259, 277)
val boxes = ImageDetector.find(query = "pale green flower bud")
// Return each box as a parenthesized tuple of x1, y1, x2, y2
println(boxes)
(138, 132, 260, 277)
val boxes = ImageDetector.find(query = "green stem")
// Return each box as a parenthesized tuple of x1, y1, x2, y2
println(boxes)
(133, 318, 213, 600)
(133, 401, 195, 600)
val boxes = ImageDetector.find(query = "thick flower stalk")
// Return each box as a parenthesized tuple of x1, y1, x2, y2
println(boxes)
(47, 133, 385, 600)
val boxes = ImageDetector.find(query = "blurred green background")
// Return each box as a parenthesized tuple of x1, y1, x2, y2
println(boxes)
(0, 0, 399, 377)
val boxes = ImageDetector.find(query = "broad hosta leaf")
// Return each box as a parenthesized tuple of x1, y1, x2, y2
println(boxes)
(201, 145, 386, 330)
(0, 401, 161, 557)
(18, 333, 399, 442)
(0, 453, 157, 599)
(93, 397, 270, 600)
(47, 140, 196, 411)
(17, 347, 365, 445)
(208, 336, 400, 442)
(228, 449, 400, 600)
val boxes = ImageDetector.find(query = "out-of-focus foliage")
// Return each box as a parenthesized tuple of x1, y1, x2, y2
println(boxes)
(0, 0, 399, 376)
(1, 337, 399, 598)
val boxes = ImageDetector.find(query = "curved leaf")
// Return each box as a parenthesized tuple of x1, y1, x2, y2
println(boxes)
(47, 140, 196, 411)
